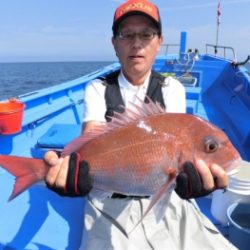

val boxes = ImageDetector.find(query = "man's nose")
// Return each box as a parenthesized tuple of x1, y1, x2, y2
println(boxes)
(132, 35, 143, 47)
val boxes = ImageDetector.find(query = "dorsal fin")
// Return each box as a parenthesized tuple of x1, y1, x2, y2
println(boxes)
(61, 125, 105, 156)
(62, 97, 165, 156)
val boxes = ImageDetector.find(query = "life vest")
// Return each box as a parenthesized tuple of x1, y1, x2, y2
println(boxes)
(100, 70, 166, 121)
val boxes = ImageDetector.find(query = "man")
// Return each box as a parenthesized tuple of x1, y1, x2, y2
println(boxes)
(45, 1, 236, 249)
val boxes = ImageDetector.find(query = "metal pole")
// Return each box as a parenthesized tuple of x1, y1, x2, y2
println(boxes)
(215, 2, 221, 56)
(215, 23, 219, 55)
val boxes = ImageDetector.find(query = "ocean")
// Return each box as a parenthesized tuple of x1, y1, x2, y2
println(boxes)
(0, 61, 113, 100)
(0, 61, 249, 101)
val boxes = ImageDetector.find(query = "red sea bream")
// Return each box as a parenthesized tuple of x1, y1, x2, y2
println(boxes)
(0, 99, 241, 227)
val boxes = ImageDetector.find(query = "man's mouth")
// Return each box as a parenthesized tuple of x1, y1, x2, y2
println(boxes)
(129, 55, 144, 60)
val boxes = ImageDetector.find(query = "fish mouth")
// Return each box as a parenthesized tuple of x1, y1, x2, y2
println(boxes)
(226, 157, 243, 176)
(228, 159, 250, 177)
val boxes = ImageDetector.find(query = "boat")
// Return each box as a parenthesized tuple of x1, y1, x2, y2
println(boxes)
(0, 31, 250, 249)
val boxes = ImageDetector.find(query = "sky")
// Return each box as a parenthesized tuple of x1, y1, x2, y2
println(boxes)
(0, 0, 249, 62)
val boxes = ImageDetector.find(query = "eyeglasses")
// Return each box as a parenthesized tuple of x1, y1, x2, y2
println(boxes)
(117, 29, 159, 41)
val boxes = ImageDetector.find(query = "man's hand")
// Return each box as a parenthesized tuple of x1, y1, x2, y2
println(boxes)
(175, 159, 228, 199)
(44, 151, 93, 197)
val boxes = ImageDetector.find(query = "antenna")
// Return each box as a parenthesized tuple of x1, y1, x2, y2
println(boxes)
(215, 1, 221, 55)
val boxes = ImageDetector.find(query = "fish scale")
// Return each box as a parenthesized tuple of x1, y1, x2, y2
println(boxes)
(83, 125, 173, 193)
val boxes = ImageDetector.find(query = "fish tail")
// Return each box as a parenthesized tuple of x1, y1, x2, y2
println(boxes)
(0, 155, 48, 201)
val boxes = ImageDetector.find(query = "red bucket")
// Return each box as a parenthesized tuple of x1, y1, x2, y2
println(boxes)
(0, 99, 25, 135)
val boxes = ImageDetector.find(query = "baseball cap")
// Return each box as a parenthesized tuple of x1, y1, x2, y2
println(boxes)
(112, 0, 162, 35)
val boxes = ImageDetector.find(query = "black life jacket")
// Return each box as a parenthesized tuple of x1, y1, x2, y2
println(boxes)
(100, 70, 166, 122)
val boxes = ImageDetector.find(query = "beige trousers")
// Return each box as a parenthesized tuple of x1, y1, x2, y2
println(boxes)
(80, 192, 237, 250)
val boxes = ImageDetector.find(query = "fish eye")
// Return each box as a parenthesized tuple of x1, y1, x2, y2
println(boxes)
(204, 137, 219, 153)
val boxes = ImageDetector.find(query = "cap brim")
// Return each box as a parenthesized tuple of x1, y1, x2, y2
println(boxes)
(112, 11, 161, 35)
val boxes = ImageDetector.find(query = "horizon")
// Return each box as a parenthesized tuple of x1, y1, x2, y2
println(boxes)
(0, 0, 250, 63)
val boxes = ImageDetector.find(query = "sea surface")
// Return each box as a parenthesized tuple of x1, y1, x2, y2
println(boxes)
(0, 61, 113, 100)
(0, 61, 249, 101)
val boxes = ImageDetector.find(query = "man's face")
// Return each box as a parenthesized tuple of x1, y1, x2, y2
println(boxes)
(112, 15, 163, 84)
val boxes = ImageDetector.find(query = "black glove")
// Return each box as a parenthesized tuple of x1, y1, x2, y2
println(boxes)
(175, 161, 214, 199)
(47, 152, 93, 197)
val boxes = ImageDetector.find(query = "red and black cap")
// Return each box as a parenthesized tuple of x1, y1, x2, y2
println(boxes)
(112, 0, 162, 36)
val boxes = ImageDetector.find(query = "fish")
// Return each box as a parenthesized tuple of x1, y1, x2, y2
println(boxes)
(0, 98, 242, 230)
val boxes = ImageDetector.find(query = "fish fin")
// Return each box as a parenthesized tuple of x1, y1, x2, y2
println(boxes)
(153, 182, 176, 223)
(134, 96, 165, 115)
(62, 97, 165, 156)
(0, 155, 47, 201)
(62, 125, 106, 156)
(128, 169, 177, 235)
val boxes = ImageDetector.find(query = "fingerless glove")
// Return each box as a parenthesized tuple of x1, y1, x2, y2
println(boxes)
(175, 161, 214, 199)
(47, 152, 93, 197)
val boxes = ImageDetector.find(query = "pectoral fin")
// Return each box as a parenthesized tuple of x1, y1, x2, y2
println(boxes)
(128, 169, 177, 235)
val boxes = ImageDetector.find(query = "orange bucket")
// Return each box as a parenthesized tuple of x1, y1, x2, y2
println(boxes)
(0, 99, 25, 135)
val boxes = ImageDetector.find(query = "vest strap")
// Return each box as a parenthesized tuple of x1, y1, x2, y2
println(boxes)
(102, 70, 165, 121)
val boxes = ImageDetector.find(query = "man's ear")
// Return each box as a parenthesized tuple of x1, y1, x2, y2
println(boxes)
(112, 37, 119, 58)
(112, 37, 117, 49)
(157, 35, 164, 52)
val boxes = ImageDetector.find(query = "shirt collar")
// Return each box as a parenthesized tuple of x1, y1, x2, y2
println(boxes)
(118, 70, 151, 91)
